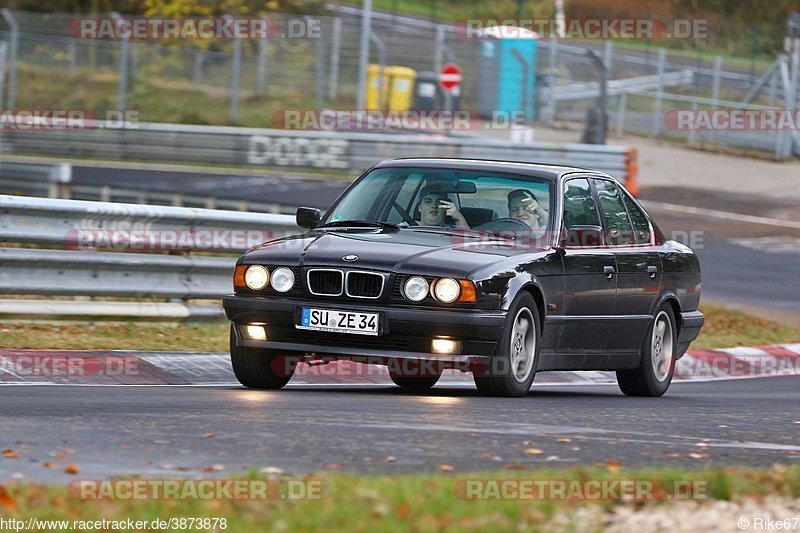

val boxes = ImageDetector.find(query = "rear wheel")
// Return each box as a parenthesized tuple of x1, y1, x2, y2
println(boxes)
(616, 305, 676, 397)
(474, 293, 540, 397)
(229, 325, 296, 389)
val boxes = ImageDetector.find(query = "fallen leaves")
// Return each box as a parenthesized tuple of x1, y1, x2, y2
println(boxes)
(2, 449, 19, 459)
(201, 433, 215, 439)
(688, 453, 711, 459)
(607, 459, 621, 472)
(200, 464, 225, 473)
(524, 448, 544, 455)
(384, 456, 396, 463)
(439, 464, 454, 472)
(63, 463, 80, 475)
(0, 485, 17, 510)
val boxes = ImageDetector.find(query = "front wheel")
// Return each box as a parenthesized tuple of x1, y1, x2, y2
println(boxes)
(474, 293, 540, 397)
(616, 305, 677, 397)
(229, 325, 296, 389)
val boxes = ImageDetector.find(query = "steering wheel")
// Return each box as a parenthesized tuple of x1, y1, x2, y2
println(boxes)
(474, 218, 531, 231)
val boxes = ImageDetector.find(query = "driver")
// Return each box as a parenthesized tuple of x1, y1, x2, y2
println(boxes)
(507, 189, 548, 230)
(418, 188, 470, 230)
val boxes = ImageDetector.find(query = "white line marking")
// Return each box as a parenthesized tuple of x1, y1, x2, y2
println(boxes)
(643, 200, 800, 230)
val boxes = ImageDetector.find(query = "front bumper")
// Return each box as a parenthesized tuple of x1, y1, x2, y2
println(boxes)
(223, 295, 506, 363)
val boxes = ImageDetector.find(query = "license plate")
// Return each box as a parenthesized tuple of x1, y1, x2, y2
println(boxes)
(297, 307, 379, 336)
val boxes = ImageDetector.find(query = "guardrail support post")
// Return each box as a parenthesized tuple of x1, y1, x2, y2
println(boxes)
(48, 163, 72, 199)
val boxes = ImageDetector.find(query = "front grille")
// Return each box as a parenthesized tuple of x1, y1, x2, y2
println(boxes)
(275, 328, 415, 351)
(346, 272, 384, 299)
(307, 269, 343, 296)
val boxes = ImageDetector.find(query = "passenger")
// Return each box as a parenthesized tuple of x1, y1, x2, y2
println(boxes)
(417, 188, 470, 230)
(507, 189, 548, 229)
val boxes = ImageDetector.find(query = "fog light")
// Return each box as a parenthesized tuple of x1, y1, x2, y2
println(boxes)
(431, 337, 461, 354)
(244, 324, 267, 341)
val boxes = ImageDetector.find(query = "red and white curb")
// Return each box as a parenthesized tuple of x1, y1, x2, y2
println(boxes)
(0, 345, 798, 386)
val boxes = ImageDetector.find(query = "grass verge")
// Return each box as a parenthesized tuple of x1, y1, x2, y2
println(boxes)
(1, 466, 799, 531)
(0, 304, 798, 352)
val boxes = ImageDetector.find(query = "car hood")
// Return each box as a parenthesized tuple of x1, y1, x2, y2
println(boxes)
(243, 228, 537, 278)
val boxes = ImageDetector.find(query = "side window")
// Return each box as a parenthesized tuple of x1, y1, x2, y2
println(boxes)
(592, 179, 634, 245)
(563, 178, 601, 227)
(622, 194, 652, 244)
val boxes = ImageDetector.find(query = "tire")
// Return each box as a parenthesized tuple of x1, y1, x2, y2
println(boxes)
(388, 359, 441, 389)
(474, 293, 540, 397)
(229, 325, 296, 389)
(616, 304, 677, 397)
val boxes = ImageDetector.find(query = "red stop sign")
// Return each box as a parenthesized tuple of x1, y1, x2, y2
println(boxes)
(439, 63, 462, 91)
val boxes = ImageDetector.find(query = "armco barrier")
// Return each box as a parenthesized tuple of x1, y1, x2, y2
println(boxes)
(0, 121, 639, 191)
(0, 195, 298, 319)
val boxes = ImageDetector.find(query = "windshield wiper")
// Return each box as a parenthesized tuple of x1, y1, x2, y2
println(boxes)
(319, 220, 400, 230)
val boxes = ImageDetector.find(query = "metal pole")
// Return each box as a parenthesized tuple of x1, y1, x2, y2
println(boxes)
(1, 9, 18, 110)
(111, 12, 129, 115)
(651, 47, 666, 136)
(356, 0, 373, 110)
(615, 93, 626, 137)
(603, 40, 613, 79)
(434, 24, 444, 74)
(193, 50, 204, 85)
(68, 40, 77, 72)
(711, 55, 722, 111)
(312, 16, 325, 110)
(369, 30, 386, 110)
(0, 41, 6, 108)
(255, 41, 268, 96)
(229, 15, 242, 121)
(687, 102, 697, 146)
(328, 17, 341, 101)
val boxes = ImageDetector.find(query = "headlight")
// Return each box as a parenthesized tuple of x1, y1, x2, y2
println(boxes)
(244, 265, 269, 290)
(403, 276, 429, 302)
(434, 277, 460, 303)
(270, 267, 295, 293)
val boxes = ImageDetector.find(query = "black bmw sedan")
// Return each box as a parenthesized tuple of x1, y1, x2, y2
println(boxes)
(223, 158, 704, 397)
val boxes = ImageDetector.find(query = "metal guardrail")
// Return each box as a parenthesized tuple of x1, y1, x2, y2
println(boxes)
(0, 194, 296, 250)
(0, 195, 298, 318)
(0, 160, 297, 213)
(554, 70, 694, 101)
(0, 121, 639, 184)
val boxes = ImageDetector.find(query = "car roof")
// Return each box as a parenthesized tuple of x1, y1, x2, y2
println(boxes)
(371, 157, 614, 182)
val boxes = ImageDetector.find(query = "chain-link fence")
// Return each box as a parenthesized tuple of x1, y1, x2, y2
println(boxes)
(0, 7, 798, 158)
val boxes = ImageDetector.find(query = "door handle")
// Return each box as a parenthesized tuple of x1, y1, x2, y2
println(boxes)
(647, 265, 658, 279)
(603, 265, 615, 278)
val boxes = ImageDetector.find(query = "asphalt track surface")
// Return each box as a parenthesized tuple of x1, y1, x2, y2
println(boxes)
(1, 377, 799, 482)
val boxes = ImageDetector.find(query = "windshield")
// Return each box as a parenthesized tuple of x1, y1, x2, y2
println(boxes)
(322, 166, 554, 237)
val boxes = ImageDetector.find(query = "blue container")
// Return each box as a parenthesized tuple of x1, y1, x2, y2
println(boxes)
(477, 26, 538, 120)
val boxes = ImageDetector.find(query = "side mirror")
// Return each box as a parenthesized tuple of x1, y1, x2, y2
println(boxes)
(296, 207, 321, 229)
(563, 225, 604, 247)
